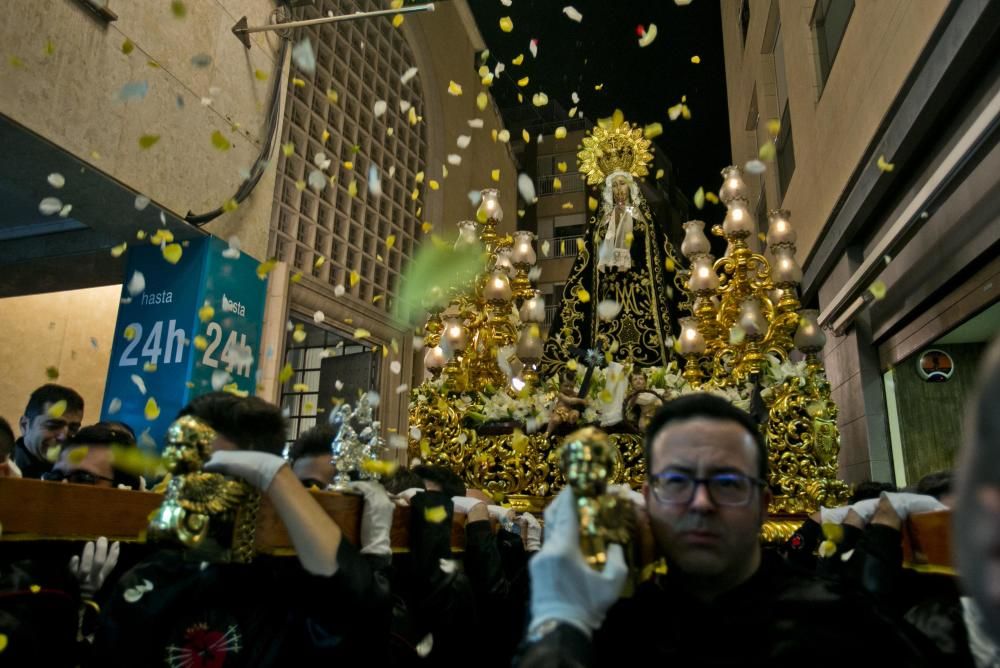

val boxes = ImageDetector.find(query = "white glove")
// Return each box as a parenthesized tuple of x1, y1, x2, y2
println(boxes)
(488, 504, 515, 524)
(203, 450, 287, 492)
(819, 505, 851, 524)
(528, 488, 628, 637)
(608, 483, 645, 508)
(451, 495, 486, 515)
(848, 498, 880, 523)
(349, 480, 394, 556)
(881, 492, 946, 519)
(395, 487, 423, 502)
(69, 536, 120, 598)
(519, 512, 542, 551)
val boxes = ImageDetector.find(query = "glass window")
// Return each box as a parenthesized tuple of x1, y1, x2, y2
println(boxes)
(812, 0, 855, 94)
(776, 103, 795, 202)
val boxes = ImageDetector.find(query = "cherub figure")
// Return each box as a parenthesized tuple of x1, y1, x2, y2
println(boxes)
(546, 376, 588, 438)
(625, 372, 665, 431)
(147, 416, 253, 558)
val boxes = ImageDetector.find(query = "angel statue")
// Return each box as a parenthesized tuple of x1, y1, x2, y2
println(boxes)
(147, 415, 255, 561)
(543, 113, 678, 377)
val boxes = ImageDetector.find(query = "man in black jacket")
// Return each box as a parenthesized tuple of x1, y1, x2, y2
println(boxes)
(518, 393, 938, 666)
(13, 384, 84, 479)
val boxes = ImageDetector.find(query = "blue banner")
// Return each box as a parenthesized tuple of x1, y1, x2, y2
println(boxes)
(101, 236, 267, 449)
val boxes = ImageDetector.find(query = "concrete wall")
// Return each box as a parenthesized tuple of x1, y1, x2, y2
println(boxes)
(0, 285, 120, 430)
(0, 0, 287, 259)
(720, 0, 949, 263)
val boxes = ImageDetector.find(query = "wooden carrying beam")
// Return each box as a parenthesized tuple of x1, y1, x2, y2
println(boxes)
(0, 478, 466, 552)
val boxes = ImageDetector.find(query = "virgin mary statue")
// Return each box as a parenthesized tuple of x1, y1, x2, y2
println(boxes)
(541, 115, 678, 377)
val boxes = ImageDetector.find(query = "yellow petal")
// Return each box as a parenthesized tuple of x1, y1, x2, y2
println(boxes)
(491, 169, 500, 182)
(553, 177, 562, 191)
(588, 196, 598, 211)
(766, 118, 781, 137)
(821, 522, 845, 543)
(210, 130, 231, 151)
(429, 180, 439, 190)
(222, 382, 248, 397)
(294, 179, 306, 191)
(476, 92, 488, 111)
(45, 366, 59, 380)
(759, 142, 776, 161)
(282, 142, 295, 157)
(557, 161, 567, 173)
(279, 362, 294, 383)
(392, 13, 403, 27)
(143, 362, 157, 373)
(511, 53, 524, 65)
(554, 127, 568, 140)
(290, 271, 303, 284)
(532, 92, 549, 107)
(343, 161, 354, 170)
(594, 83, 604, 91)
(818, 539, 837, 558)
(144, 397, 160, 421)
(194, 335, 208, 351)
(694, 187, 705, 210)
(314, 256, 326, 268)
(691, 55, 701, 64)
(705, 192, 720, 204)
(47, 400, 67, 418)
(499, 16, 514, 32)
(386, 234, 396, 249)
(424, 505, 448, 523)
(321, 129, 330, 143)
(111, 242, 128, 258)
(291, 77, 306, 87)
(292, 383, 309, 392)
(354, 328, 371, 339)
(868, 279, 887, 301)
(877, 155, 894, 172)
(517, 77, 529, 87)
(122, 38, 135, 55)
(362, 459, 399, 476)
(256, 259, 277, 279)
(326, 89, 339, 104)
(421, 222, 433, 234)
(30, 584, 42, 593)
(638, 23, 658, 47)
(578, 288, 590, 303)
(350, 270, 360, 286)
(198, 303, 215, 322)
(254, 68, 268, 81)
(348, 180, 358, 197)
(447, 80, 463, 96)
(138, 134, 160, 149)
(415, 171, 425, 184)
(522, 128, 531, 143)
(162, 243, 182, 264)
(561, 202, 574, 210)
(222, 198, 238, 212)
(656, 168, 665, 180)
(511, 429, 529, 454)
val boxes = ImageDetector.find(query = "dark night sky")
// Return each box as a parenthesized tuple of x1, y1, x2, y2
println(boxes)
(469, 0, 733, 200)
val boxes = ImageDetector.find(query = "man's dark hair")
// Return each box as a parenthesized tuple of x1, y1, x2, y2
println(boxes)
(23, 384, 84, 420)
(178, 392, 287, 455)
(289, 424, 339, 463)
(0, 416, 15, 459)
(913, 470, 952, 500)
(383, 468, 426, 495)
(412, 464, 466, 498)
(68, 422, 140, 489)
(849, 480, 897, 504)
(643, 393, 768, 482)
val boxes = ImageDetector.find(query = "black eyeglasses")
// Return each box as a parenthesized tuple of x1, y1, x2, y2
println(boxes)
(649, 471, 766, 507)
(42, 469, 115, 486)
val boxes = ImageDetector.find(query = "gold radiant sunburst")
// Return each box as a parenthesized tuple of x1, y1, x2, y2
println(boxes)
(577, 110, 654, 185)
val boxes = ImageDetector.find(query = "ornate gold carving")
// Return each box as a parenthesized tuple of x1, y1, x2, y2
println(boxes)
(578, 114, 654, 185)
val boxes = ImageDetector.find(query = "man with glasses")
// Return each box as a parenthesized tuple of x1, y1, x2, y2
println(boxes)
(13, 383, 84, 479)
(519, 393, 937, 666)
(42, 422, 143, 489)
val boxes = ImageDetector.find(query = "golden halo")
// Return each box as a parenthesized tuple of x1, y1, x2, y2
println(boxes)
(577, 110, 654, 186)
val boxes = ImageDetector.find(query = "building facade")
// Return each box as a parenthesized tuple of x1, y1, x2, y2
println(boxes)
(720, 0, 1000, 484)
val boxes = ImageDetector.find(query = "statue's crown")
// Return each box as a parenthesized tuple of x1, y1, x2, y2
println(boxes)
(577, 110, 654, 186)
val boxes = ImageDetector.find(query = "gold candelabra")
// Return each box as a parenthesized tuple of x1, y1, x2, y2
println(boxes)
(420, 189, 546, 393)
(677, 165, 850, 514)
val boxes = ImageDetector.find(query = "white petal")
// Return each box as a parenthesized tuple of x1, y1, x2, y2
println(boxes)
(292, 37, 316, 74)
(47, 173, 65, 188)
(39, 197, 62, 215)
(447, 154, 462, 165)
(456, 135, 472, 149)
(131, 374, 147, 395)
(308, 169, 326, 191)
(572, 92, 580, 104)
(368, 165, 382, 197)
(108, 398, 122, 415)
(467, 118, 484, 128)
(399, 100, 412, 113)
(335, 379, 344, 390)
(467, 190, 482, 206)
(390, 360, 401, 375)
(58, 204, 72, 217)
(313, 310, 325, 324)
(388, 166, 396, 179)
(597, 300, 622, 321)
(744, 159, 766, 175)
(127, 270, 146, 296)
(395, 383, 409, 394)
(517, 173, 536, 203)
(211, 369, 232, 391)
(400, 66, 418, 84)
(562, 6, 583, 22)
(373, 100, 387, 117)
(134, 195, 150, 211)
(334, 285, 345, 297)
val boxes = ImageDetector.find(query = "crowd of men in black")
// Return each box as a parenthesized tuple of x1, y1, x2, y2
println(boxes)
(1, 336, 998, 667)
